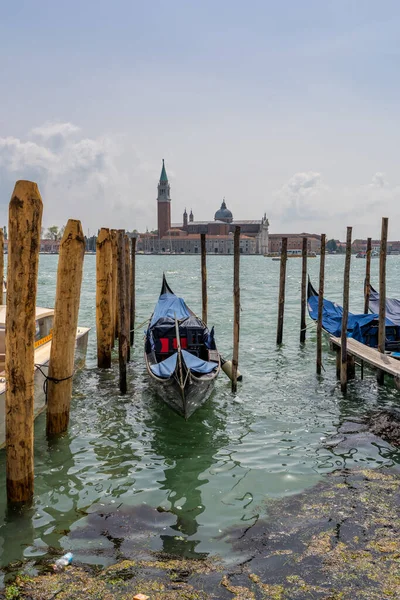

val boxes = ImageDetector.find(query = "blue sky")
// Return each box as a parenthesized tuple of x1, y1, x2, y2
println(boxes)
(1, 0, 400, 238)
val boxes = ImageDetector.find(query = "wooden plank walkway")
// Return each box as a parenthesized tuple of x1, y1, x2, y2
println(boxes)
(330, 336, 400, 379)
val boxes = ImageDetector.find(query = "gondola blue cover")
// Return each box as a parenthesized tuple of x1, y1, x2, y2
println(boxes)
(150, 353, 178, 378)
(181, 349, 218, 374)
(369, 286, 400, 326)
(150, 291, 191, 326)
(307, 280, 398, 345)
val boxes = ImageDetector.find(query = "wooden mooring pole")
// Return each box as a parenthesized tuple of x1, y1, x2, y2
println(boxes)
(96, 228, 113, 368)
(364, 237, 372, 314)
(316, 234, 326, 374)
(276, 237, 288, 345)
(117, 230, 128, 394)
(377, 218, 388, 385)
(0, 228, 4, 304)
(110, 229, 118, 346)
(340, 226, 352, 393)
(125, 235, 131, 362)
(201, 233, 207, 324)
(47, 219, 85, 435)
(6, 181, 42, 503)
(130, 236, 136, 347)
(300, 236, 307, 344)
(231, 226, 240, 393)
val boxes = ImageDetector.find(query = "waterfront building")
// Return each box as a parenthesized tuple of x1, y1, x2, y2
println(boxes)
(268, 233, 321, 255)
(136, 160, 269, 254)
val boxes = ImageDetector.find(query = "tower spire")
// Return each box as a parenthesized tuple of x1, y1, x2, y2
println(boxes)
(160, 159, 168, 184)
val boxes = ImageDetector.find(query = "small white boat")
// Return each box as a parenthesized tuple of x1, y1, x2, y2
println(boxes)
(0, 305, 90, 448)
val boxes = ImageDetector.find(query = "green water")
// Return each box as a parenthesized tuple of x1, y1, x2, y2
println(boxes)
(0, 254, 400, 571)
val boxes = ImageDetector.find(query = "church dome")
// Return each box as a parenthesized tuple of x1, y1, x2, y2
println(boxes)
(214, 199, 233, 223)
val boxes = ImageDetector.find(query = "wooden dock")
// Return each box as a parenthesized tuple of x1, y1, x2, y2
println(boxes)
(330, 335, 400, 387)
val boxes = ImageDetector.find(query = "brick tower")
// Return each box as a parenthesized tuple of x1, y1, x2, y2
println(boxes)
(157, 159, 171, 239)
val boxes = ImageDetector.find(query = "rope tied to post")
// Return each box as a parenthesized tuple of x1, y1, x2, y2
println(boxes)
(35, 364, 75, 403)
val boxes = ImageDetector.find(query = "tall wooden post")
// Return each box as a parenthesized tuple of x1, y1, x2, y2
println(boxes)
(340, 226, 352, 393)
(0, 228, 4, 304)
(232, 226, 241, 393)
(377, 218, 388, 385)
(201, 233, 207, 324)
(117, 230, 128, 394)
(130, 236, 136, 347)
(110, 229, 118, 345)
(317, 234, 326, 374)
(47, 219, 85, 435)
(125, 235, 131, 362)
(300, 236, 307, 343)
(6, 181, 42, 504)
(96, 228, 113, 368)
(364, 237, 372, 314)
(276, 237, 288, 345)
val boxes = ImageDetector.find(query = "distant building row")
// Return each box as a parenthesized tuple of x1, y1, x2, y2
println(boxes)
(136, 160, 269, 254)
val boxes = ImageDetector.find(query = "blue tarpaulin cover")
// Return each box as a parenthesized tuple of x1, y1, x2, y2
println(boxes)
(307, 280, 399, 345)
(369, 285, 400, 326)
(150, 292, 191, 327)
(181, 349, 218, 374)
(150, 353, 178, 378)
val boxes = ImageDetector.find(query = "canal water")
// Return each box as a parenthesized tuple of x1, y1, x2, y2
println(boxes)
(0, 254, 399, 573)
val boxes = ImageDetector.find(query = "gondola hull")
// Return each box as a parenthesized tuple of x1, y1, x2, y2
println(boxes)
(145, 352, 220, 418)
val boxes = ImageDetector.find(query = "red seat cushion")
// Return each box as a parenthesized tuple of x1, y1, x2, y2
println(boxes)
(173, 337, 187, 349)
(160, 338, 170, 353)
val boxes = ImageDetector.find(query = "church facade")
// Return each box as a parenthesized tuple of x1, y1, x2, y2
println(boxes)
(136, 160, 269, 255)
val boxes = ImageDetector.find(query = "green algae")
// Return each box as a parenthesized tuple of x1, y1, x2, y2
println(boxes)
(3, 467, 400, 600)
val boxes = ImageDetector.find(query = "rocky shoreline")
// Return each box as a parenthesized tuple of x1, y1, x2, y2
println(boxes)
(1, 410, 400, 600)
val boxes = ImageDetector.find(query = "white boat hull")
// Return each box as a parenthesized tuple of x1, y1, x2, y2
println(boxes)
(0, 327, 90, 449)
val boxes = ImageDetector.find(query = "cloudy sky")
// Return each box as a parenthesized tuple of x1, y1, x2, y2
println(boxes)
(1, 0, 400, 239)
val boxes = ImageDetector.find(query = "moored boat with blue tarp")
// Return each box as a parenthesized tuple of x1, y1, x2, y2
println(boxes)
(368, 284, 400, 326)
(307, 279, 400, 352)
(145, 275, 220, 418)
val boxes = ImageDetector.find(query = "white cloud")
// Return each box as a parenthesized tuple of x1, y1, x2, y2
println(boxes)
(272, 171, 327, 224)
(370, 172, 387, 189)
(0, 123, 153, 232)
(269, 170, 400, 239)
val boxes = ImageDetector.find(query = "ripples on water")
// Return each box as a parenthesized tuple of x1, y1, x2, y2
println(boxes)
(0, 254, 399, 570)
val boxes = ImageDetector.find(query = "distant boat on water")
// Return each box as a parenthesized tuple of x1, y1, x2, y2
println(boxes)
(356, 250, 379, 258)
(270, 250, 317, 261)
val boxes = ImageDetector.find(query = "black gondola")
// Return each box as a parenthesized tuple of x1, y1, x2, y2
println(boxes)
(144, 275, 220, 418)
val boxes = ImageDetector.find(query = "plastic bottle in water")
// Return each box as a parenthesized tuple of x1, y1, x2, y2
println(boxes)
(54, 552, 73, 571)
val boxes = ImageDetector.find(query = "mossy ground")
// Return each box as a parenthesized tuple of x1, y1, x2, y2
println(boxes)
(1, 468, 399, 599)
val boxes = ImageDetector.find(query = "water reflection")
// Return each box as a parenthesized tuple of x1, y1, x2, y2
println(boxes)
(144, 393, 229, 558)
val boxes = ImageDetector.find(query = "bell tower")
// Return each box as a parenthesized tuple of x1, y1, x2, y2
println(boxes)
(157, 159, 171, 238)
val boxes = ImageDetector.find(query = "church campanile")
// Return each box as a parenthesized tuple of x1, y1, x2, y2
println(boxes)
(157, 159, 171, 238)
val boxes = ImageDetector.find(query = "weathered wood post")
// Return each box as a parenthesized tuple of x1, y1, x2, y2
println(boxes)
(125, 235, 131, 362)
(377, 218, 388, 385)
(117, 230, 128, 394)
(47, 219, 85, 435)
(6, 181, 42, 504)
(276, 237, 288, 345)
(0, 228, 4, 304)
(96, 228, 113, 368)
(364, 237, 372, 314)
(317, 234, 326, 374)
(340, 227, 352, 393)
(300, 236, 307, 343)
(130, 236, 136, 347)
(110, 229, 118, 345)
(232, 226, 241, 393)
(201, 233, 207, 324)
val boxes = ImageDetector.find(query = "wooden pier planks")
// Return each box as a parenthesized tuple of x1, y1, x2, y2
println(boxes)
(330, 335, 400, 380)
